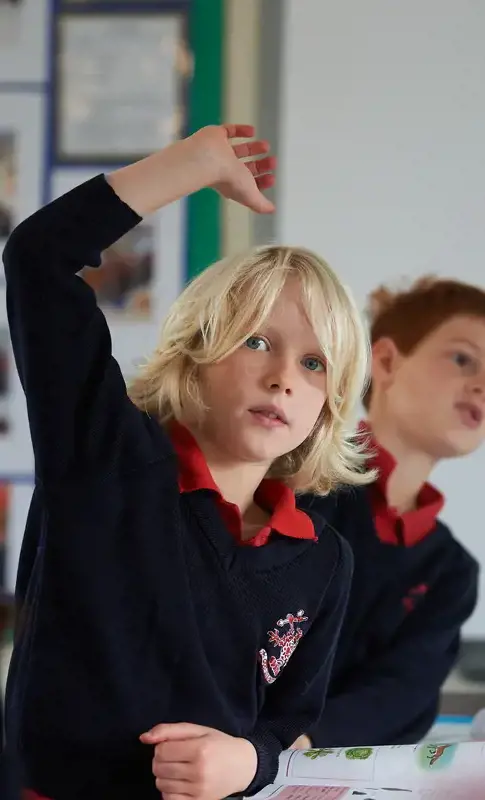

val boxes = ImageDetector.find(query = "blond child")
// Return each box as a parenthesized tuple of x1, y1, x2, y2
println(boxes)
(4, 124, 371, 800)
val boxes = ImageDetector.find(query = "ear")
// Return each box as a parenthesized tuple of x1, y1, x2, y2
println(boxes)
(371, 337, 403, 391)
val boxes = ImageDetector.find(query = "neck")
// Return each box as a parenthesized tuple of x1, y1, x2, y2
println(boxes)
(187, 426, 269, 518)
(366, 410, 437, 514)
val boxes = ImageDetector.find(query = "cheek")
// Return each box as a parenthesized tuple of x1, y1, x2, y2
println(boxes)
(198, 365, 226, 407)
(408, 362, 455, 400)
(297, 384, 327, 432)
(200, 357, 253, 405)
(390, 369, 442, 419)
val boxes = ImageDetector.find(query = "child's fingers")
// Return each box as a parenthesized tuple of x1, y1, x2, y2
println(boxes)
(222, 123, 255, 140)
(251, 192, 275, 214)
(233, 140, 270, 160)
(255, 174, 276, 192)
(152, 758, 191, 779)
(155, 781, 192, 800)
(154, 739, 201, 763)
(246, 156, 276, 177)
(140, 721, 210, 744)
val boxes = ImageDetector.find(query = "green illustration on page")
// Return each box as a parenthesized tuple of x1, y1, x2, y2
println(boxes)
(344, 748, 373, 761)
(417, 743, 457, 771)
(303, 748, 335, 760)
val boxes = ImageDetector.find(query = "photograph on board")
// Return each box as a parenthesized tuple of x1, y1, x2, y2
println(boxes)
(0, 482, 10, 595)
(56, 10, 188, 163)
(0, 133, 16, 240)
(0, 0, 21, 48)
(81, 223, 155, 318)
(0, 329, 9, 435)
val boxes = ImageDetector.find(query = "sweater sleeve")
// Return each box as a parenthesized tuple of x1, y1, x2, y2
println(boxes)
(4, 175, 150, 485)
(244, 534, 354, 794)
(310, 550, 479, 748)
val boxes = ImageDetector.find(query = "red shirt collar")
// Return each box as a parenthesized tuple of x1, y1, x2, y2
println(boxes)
(360, 421, 444, 546)
(169, 421, 316, 544)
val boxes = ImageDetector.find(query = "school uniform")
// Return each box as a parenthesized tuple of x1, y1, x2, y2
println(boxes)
(299, 425, 479, 747)
(3, 175, 353, 800)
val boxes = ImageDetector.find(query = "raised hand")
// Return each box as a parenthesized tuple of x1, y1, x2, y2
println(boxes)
(191, 124, 276, 214)
(140, 721, 258, 800)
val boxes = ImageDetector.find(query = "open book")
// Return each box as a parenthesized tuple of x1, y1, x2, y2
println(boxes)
(251, 741, 485, 800)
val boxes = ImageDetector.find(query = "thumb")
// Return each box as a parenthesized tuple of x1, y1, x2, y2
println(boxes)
(140, 722, 212, 745)
(253, 195, 275, 214)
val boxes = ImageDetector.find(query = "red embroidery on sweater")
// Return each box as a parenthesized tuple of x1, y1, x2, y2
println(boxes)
(259, 609, 308, 684)
(403, 583, 429, 613)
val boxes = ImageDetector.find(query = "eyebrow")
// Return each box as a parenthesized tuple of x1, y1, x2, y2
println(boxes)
(446, 337, 485, 356)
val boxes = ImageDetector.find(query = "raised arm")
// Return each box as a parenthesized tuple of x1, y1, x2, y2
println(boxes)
(4, 125, 275, 486)
(5, 174, 143, 485)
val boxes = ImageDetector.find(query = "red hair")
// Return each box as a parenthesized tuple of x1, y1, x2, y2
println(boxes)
(364, 276, 485, 409)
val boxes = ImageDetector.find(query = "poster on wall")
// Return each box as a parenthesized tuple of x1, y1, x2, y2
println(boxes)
(0, 93, 44, 276)
(0, 481, 10, 598)
(0, 94, 43, 475)
(50, 167, 185, 370)
(0, 1, 21, 50)
(81, 224, 156, 320)
(0, 133, 16, 242)
(55, 10, 192, 163)
(0, 0, 48, 82)
(0, 481, 34, 598)
(0, 328, 10, 437)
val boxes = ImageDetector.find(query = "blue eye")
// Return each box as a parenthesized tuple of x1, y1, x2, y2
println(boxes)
(303, 356, 325, 373)
(245, 336, 269, 351)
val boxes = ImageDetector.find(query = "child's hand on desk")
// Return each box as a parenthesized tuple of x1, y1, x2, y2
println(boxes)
(291, 734, 312, 750)
(140, 722, 258, 800)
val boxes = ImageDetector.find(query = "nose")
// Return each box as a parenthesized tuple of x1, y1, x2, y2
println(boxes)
(264, 357, 296, 396)
(470, 369, 485, 399)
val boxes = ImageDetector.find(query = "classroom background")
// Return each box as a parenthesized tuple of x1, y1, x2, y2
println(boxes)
(1, 0, 485, 717)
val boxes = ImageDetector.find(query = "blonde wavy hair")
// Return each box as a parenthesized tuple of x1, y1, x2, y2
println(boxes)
(129, 245, 375, 494)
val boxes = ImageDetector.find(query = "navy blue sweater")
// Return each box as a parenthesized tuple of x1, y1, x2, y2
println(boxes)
(3, 175, 353, 800)
(300, 488, 479, 746)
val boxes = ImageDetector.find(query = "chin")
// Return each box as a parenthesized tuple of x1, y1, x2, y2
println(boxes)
(234, 435, 288, 465)
(234, 428, 295, 464)
(238, 443, 286, 465)
(436, 432, 484, 459)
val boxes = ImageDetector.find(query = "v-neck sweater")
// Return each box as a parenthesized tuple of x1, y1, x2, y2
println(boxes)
(3, 175, 353, 800)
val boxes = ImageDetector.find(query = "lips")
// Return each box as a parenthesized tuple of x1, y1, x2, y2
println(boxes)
(249, 405, 288, 425)
(455, 401, 483, 429)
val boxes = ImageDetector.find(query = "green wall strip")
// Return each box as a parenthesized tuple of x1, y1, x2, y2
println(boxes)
(186, 0, 224, 280)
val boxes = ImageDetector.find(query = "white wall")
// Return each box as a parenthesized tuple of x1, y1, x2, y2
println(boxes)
(279, 0, 485, 637)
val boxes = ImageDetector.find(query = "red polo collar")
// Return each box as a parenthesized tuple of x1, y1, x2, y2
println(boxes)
(360, 421, 444, 546)
(170, 421, 316, 546)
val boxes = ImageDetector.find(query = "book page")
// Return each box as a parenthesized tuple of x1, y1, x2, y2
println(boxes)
(253, 786, 415, 800)
(277, 742, 485, 791)
(252, 783, 483, 800)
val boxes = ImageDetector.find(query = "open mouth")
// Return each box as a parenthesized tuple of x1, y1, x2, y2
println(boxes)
(455, 402, 483, 429)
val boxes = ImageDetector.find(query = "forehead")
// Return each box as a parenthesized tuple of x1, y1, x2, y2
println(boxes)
(263, 276, 318, 340)
(262, 277, 316, 335)
(424, 315, 485, 353)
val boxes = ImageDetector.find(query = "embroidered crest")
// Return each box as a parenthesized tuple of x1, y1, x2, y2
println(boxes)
(259, 609, 308, 684)
(403, 583, 428, 613)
